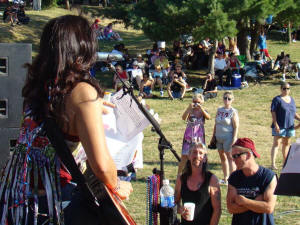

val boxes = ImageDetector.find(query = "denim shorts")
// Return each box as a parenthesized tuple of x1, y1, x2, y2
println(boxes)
(172, 91, 181, 98)
(272, 127, 295, 137)
(216, 134, 233, 152)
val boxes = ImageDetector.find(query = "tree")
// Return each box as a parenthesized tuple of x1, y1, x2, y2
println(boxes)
(106, 0, 292, 61)
(223, 0, 293, 59)
(192, 0, 237, 73)
(274, 0, 300, 43)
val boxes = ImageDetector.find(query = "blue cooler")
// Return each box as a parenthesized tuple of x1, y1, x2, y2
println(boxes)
(231, 74, 241, 87)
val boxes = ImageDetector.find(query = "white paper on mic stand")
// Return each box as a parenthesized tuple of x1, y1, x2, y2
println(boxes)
(102, 105, 145, 170)
(111, 89, 150, 140)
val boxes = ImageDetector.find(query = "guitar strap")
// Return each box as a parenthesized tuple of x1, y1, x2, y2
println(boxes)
(44, 117, 106, 223)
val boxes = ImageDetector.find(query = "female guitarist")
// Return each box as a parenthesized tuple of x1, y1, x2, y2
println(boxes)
(0, 15, 133, 225)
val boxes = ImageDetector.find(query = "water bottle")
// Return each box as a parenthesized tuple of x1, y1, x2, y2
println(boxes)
(160, 179, 175, 208)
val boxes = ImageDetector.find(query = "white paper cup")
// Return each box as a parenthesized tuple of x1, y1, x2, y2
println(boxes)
(184, 202, 195, 221)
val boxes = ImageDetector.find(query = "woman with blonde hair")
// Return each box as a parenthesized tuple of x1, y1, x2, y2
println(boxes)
(213, 91, 239, 185)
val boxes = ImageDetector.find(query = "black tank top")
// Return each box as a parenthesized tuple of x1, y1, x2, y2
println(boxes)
(181, 171, 213, 225)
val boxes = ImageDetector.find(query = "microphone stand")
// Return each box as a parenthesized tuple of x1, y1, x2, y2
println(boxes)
(111, 64, 180, 225)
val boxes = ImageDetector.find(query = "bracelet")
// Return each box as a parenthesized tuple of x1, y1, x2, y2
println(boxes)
(111, 177, 121, 193)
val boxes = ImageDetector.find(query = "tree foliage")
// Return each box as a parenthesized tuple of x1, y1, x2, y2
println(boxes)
(106, 0, 298, 58)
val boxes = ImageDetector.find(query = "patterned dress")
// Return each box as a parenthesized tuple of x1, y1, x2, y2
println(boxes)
(182, 109, 206, 155)
(0, 109, 84, 225)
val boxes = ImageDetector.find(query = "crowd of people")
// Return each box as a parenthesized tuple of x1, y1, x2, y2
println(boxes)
(0, 14, 300, 225)
(174, 81, 300, 224)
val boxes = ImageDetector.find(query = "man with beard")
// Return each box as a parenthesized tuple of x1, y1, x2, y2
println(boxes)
(175, 142, 221, 225)
(227, 138, 277, 225)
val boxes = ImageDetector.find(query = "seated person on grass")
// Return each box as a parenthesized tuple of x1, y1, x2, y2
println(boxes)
(17, 5, 29, 24)
(91, 18, 104, 40)
(103, 23, 122, 41)
(151, 65, 164, 97)
(127, 61, 143, 90)
(167, 64, 187, 100)
(113, 65, 128, 91)
(136, 54, 148, 74)
(3, 4, 20, 26)
(139, 73, 154, 98)
(154, 51, 170, 84)
(203, 73, 218, 101)
(226, 52, 245, 86)
(214, 52, 229, 86)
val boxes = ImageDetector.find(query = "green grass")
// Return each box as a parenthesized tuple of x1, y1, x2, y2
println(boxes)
(1, 6, 300, 224)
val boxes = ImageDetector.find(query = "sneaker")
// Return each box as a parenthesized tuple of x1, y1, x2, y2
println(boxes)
(281, 74, 286, 82)
(219, 179, 228, 185)
(293, 39, 297, 43)
(160, 91, 164, 97)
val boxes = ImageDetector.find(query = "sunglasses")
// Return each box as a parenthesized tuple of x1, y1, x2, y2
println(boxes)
(232, 152, 248, 159)
(223, 97, 232, 101)
(282, 87, 290, 90)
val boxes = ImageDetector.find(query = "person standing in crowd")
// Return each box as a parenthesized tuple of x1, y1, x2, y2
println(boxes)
(258, 29, 272, 61)
(0, 15, 132, 225)
(227, 138, 277, 225)
(175, 142, 221, 225)
(213, 91, 239, 185)
(202, 73, 218, 101)
(178, 93, 211, 175)
(270, 82, 300, 170)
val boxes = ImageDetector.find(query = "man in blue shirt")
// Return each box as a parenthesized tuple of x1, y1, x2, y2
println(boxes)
(227, 138, 277, 225)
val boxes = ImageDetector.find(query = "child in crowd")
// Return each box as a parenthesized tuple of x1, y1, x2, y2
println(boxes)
(113, 65, 128, 91)
(151, 65, 164, 97)
(177, 93, 211, 175)
(139, 74, 154, 98)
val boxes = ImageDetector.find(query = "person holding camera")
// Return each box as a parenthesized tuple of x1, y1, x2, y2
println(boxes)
(178, 93, 211, 175)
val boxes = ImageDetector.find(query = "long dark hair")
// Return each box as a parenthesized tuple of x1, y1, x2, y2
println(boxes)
(181, 143, 208, 182)
(22, 15, 103, 127)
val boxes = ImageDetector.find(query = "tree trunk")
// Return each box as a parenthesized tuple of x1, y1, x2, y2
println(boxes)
(102, 0, 107, 7)
(65, 0, 70, 10)
(249, 22, 260, 59)
(288, 21, 292, 44)
(208, 40, 218, 75)
(237, 20, 251, 60)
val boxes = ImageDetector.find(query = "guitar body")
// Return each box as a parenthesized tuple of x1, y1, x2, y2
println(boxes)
(85, 166, 137, 225)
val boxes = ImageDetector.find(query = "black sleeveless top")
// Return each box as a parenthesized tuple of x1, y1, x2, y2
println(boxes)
(181, 171, 213, 225)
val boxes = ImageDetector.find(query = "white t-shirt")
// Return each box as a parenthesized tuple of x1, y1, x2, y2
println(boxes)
(127, 68, 143, 79)
(214, 58, 227, 70)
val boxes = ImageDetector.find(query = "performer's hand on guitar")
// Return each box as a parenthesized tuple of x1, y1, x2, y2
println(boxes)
(116, 180, 133, 200)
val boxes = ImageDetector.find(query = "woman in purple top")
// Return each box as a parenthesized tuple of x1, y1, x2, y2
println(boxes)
(270, 82, 300, 170)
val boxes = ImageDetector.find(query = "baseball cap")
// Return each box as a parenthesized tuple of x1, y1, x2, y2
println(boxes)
(233, 138, 260, 158)
(137, 54, 142, 58)
(132, 61, 138, 66)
